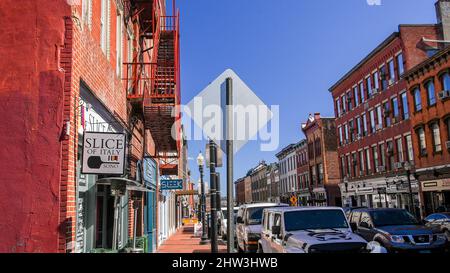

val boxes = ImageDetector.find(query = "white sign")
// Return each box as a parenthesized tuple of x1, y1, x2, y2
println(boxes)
(185, 69, 275, 154)
(82, 132, 126, 175)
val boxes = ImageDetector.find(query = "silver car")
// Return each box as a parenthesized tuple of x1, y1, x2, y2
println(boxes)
(258, 207, 386, 253)
(236, 203, 289, 253)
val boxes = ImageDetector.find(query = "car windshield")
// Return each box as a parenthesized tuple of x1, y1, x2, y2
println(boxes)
(370, 210, 418, 227)
(247, 207, 270, 225)
(284, 210, 349, 232)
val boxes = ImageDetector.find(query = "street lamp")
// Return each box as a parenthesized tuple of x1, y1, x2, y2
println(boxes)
(197, 152, 209, 245)
(403, 161, 416, 218)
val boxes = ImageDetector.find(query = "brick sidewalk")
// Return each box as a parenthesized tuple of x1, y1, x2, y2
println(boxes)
(157, 224, 227, 253)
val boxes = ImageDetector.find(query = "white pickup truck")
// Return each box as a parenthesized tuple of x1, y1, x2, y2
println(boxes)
(258, 207, 386, 253)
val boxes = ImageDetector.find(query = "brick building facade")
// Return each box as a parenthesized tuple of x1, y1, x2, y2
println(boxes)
(296, 140, 310, 205)
(234, 177, 246, 205)
(266, 163, 280, 203)
(404, 29, 450, 215)
(250, 161, 269, 203)
(329, 22, 442, 214)
(0, 0, 182, 253)
(301, 114, 341, 206)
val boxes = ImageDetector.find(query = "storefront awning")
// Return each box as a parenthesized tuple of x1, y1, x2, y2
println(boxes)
(96, 178, 153, 192)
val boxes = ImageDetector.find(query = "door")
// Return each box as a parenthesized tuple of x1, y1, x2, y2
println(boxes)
(146, 191, 156, 253)
(260, 212, 273, 253)
(270, 213, 284, 253)
(357, 212, 375, 241)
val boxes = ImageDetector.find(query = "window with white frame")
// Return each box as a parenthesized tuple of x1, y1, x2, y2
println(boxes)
(388, 59, 395, 82)
(405, 134, 414, 162)
(360, 82, 365, 103)
(397, 53, 404, 77)
(353, 86, 359, 107)
(100, 0, 110, 57)
(417, 127, 427, 156)
(82, 0, 92, 28)
(431, 122, 442, 153)
(396, 138, 404, 163)
(376, 105, 382, 129)
(116, 9, 123, 77)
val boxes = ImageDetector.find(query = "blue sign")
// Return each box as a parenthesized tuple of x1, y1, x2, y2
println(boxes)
(143, 156, 157, 188)
(160, 179, 183, 190)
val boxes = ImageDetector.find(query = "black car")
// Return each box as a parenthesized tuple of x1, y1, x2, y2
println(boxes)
(348, 208, 447, 253)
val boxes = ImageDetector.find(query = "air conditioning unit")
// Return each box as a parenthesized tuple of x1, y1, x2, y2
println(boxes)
(356, 133, 362, 140)
(389, 79, 395, 85)
(377, 166, 386, 172)
(392, 117, 397, 124)
(373, 88, 379, 94)
(438, 90, 450, 100)
(376, 124, 383, 131)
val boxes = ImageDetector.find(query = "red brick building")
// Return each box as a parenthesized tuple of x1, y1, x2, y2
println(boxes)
(234, 177, 246, 205)
(0, 0, 182, 253)
(296, 139, 310, 205)
(403, 3, 450, 215)
(301, 114, 340, 206)
(328, 18, 443, 214)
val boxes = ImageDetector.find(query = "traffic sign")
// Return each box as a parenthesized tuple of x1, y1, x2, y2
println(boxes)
(160, 179, 183, 190)
(290, 196, 298, 206)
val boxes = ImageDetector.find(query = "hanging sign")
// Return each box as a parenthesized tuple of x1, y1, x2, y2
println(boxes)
(161, 179, 183, 190)
(81, 132, 127, 175)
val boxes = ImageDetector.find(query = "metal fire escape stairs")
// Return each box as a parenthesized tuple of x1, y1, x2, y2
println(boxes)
(124, 0, 181, 177)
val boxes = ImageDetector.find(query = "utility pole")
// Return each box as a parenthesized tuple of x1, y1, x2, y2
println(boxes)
(209, 140, 219, 253)
(225, 77, 235, 253)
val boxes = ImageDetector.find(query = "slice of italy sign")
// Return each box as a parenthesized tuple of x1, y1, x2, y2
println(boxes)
(82, 132, 127, 175)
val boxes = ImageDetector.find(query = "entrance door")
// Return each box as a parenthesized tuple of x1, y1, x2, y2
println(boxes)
(146, 191, 157, 253)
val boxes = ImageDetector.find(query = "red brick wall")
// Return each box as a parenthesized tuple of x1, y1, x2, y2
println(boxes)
(0, 0, 71, 253)
(329, 25, 440, 185)
(405, 50, 450, 170)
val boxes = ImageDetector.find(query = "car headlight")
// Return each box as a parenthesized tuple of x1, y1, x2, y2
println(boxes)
(390, 235, 405, 243)
(436, 233, 447, 241)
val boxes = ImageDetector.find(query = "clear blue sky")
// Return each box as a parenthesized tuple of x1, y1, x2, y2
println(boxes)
(176, 0, 438, 194)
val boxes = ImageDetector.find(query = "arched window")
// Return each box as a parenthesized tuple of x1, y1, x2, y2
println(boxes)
(413, 87, 422, 111)
(426, 80, 436, 106)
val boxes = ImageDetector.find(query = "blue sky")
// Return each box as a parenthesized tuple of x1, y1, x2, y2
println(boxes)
(175, 0, 438, 193)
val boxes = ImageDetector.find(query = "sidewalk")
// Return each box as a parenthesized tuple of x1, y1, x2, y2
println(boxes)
(157, 224, 227, 253)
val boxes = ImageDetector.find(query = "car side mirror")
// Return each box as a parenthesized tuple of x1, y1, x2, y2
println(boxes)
(236, 216, 243, 224)
(359, 222, 370, 229)
(272, 226, 281, 236)
(350, 222, 358, 232)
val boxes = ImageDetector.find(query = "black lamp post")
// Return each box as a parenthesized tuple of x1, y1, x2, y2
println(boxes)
(403, 161, 416, 218)
(197, 152, 209, 245)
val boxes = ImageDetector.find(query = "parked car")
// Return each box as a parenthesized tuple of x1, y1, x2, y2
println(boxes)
(348, 208, 447, 253)
(343, 206, 367, 219)
(258, 207, 385, 253)
(218, 207, 239, 240)
(423, 212, 450, 242)
(236, 203, 289, 253)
